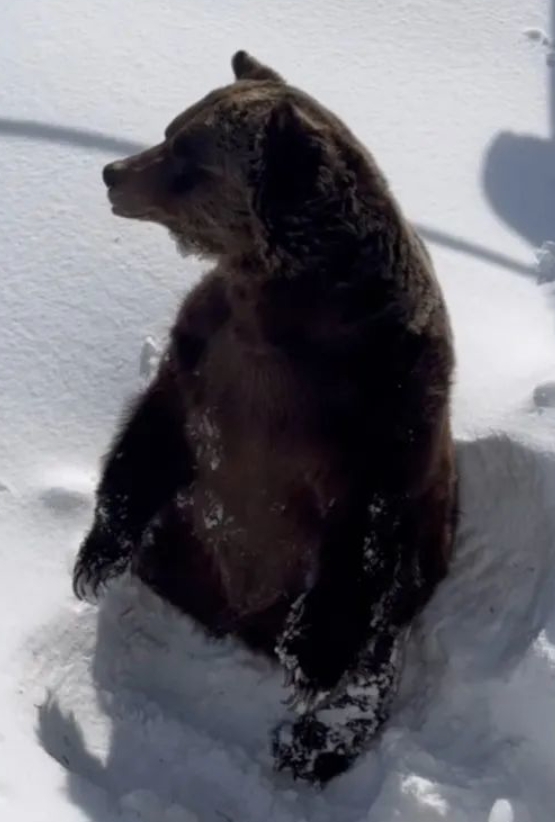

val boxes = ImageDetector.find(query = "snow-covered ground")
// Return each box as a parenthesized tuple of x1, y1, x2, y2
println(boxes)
(1, 1, 555, 819)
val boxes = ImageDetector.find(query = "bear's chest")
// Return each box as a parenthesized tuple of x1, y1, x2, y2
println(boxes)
(182, 327, 345, 614)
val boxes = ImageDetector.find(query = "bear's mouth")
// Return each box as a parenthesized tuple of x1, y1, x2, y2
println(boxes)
(107, 188, 156, 221)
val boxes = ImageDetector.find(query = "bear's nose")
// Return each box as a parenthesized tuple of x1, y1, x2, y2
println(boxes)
(102, 161, 126, 188)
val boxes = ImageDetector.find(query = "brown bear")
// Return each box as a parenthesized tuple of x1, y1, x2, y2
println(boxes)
(73, 51, 457, 784)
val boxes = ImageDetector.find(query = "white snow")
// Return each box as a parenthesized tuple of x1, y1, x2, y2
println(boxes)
(1, 0, 555, 819)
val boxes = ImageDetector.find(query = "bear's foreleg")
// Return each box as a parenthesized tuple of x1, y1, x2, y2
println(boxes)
(73, 370, 193, 600)
(273, 625, 406, 783)
(274, 493, 422, 781)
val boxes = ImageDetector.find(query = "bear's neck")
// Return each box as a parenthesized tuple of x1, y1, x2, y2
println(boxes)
(223, 220, 414, 358)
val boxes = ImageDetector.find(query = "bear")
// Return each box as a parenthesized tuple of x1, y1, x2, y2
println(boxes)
(73, 51, 457, 784)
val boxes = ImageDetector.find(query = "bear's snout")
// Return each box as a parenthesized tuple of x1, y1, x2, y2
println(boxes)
(102, 161, 127, 189)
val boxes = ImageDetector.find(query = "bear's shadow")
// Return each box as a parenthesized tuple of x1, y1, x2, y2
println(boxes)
(36, 430, 555, 822)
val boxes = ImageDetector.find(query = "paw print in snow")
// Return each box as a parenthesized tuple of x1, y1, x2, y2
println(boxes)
(533, 382, 555, 411)
(524, 28, 555, 67)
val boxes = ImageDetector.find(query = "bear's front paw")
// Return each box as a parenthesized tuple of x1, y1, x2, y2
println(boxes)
(276, 593, 360, 710)
(72, 556, 109, 602)
(272, 716, 351, 784)
(72, 528, 130, 602)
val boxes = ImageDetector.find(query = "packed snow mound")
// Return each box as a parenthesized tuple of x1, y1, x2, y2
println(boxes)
(23, 429, 555, 822)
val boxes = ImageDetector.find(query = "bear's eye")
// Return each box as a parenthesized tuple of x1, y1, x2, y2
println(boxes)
(170, 158, 205, 194)
(171, 132, 196, 159)
(169, 132, 211, 194)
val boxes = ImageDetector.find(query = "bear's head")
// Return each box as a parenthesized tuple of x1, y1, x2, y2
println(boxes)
(103, 51, 388, 273)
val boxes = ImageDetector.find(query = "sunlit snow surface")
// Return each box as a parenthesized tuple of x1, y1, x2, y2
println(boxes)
(1, 1, 555, 819)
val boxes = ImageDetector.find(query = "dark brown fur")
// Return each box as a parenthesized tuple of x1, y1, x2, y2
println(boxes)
(74, 51, 457, 783)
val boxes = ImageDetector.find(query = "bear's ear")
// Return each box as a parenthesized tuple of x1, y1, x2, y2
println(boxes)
(259, 100, 324, 212)
(231, 50, 283, 83)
